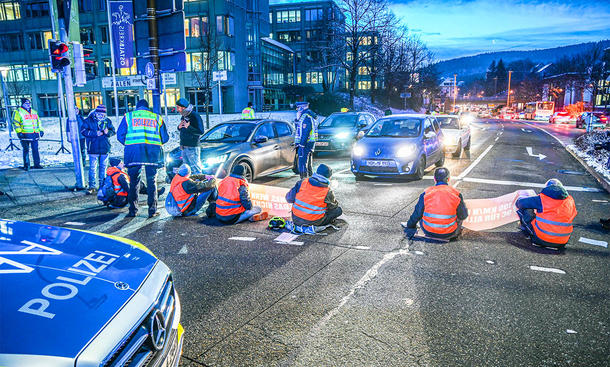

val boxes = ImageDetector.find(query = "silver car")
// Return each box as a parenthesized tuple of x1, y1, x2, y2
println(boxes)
(436, 115, 472, 157)
(166, 119, 295, 181)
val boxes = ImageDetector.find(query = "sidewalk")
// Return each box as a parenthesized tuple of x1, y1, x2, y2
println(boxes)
(0, 165, 86, 208)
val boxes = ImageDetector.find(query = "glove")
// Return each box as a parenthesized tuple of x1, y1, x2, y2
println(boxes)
(404, 227, 417, 240)
(39, 131, 44, 138)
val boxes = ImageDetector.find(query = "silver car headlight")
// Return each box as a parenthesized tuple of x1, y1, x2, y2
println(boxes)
(335, 131, 350, 140)
(352, 144, 365, 157)
(205, 154, 229, 166)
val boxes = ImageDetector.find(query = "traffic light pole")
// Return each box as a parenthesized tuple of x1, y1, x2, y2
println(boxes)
(59, 17, 85, 190)
(147, 0, 161, 114)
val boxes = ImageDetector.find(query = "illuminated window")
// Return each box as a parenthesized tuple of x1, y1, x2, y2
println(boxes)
(0, 2, 21, 21)
(359, 67, 369, 75)
(358, 80, 371, 90)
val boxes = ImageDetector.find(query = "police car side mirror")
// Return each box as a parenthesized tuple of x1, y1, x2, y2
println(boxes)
(253, 135, 268, 144)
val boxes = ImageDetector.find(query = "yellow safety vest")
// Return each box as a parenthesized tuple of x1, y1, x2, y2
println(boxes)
(13, 107, 43, 134)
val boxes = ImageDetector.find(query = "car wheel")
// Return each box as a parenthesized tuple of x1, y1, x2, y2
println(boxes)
(414, 157, 425, 180)
(435, 152, 445, 167)
(235, 161, 253, 182)
(464, 137, 471, 151)
(452, 140, 462, 158)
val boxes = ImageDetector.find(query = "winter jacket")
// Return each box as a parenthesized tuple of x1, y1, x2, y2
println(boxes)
(286, 173, 339, 226)
(180, 174, 217, 213)
(116, 106, 169, 166)
(294, 109, 318, 146)
(81, 115, 116, 155)
(216, 173, 253, 224)
(178, 110, 204, 147)
(516, 184, 569, 213)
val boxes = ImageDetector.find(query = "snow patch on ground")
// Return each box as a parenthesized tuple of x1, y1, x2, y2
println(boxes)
(0, 111, 298, 169)
(568, 130, 610, 181)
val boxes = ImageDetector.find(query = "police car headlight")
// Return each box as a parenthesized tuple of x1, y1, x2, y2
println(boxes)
(335, 131, 350, 140)
(352, 144, 365, 157)
(396, 144, 417, 158)
(205, 154, 228, 166)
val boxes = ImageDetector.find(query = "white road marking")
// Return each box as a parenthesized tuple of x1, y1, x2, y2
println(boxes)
(566, 329, 578, 334)
(334, 168, 351, 175)
(578, 237, 608, 248)
(456, 144, 494, 179)
(461, 177, 603, 192)
(178, 245, 188, 254)
(274, 232, 300, 243)
(88, 213, 127, 233)
(526, 146, 547, 160)
(229, 237, 257, 242)
(529, 265, 566, 274)
(422, 175, 434, 180)
(592, 199, 608, 203)
(64, 221, 85, 226)
(112, 212, 171, 237)
(494, 137, 499, 142)
(414, 250, 424, 255)
(374, 183, 392, 186)
(277, 241, 304, 246)
(486, 260, 495, 264)
(404, 298, 414, 306)
(521, 128, 532, 133)
(353, 246, 371, 250)
(522, 122, 566, 147)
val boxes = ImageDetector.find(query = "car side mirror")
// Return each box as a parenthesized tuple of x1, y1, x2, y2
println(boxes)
(253, 135, 268, 144)
(356, 131, 365, 140)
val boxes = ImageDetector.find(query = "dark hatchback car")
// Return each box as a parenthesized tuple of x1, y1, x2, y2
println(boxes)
(166, 119, 295, 182)
(315, 112, 376, 153)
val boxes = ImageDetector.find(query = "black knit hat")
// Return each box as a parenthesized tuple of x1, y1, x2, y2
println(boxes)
(316, 164, 332, 178)
(176, 98, 190, 108)
(109, 157, 122, 167)
(136, 99, 149, 109)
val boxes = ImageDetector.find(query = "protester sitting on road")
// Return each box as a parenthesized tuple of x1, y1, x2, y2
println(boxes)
(166, 164, 217, 217)
(215, 165, 267, 224)
(286, 164, 342, 226)
(81, 105, 115, 195)
(516, 178, 577, 248)
(404, 167, 469, 241)
(98, 158, 130, 209)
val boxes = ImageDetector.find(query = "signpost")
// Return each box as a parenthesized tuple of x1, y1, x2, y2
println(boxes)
(213, 71, 227, 115)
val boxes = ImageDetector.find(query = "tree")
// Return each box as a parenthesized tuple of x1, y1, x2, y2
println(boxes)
(496, 59, 507, 93)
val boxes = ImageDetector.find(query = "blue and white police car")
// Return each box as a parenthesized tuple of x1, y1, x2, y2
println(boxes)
(0, 219, 183, 367)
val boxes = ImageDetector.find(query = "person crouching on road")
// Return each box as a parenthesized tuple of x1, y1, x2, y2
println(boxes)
(215, 165, 268, 224)
(101, 158, 130, 208)
(81, 105, 115, 195)
(286, 164, 343, 226)
(516, 178, 577, 249)
(404, 167, 468, 241)
(12, 98, 44, 171)
(176, 98, 204, 174)
(167, 164, 217, 217)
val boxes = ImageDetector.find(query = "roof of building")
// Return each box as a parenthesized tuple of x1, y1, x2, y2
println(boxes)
(261, 37, 294, 53)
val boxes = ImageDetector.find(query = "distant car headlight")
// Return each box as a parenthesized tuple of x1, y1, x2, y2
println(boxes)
(396, 144, 417, 158)
(335, 131, 350, 140)
(205, 154, 228, 166)
(352, 144, 365, 157)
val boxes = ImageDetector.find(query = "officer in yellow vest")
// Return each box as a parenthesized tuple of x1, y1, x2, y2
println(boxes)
(117, 99, 169, 218)
(12, 98, 44, 170)
(241, 102, 255, 119)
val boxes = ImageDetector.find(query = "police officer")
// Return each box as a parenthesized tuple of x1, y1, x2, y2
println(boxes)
(294, 101, 317, 179)
(516, 178, 577, 248)
(241, 102, 255, 120)
(117, 99, 169, 218)
(404, 167, 469, 240)
(12, 98, 44, 170)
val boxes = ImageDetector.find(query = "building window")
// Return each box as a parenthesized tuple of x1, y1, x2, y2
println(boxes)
(187, 52, 203, 72)
(217, 51, 235, 71)
(28, 31, 53, 50)
(6, 65, 30, 82)
(269, 12, 273, 23)
(185, 16, 208, 38)
(80, 27, 95, 45)
(305, 8, 323, 22)
(103, 59, 112, 76)
(358, 80, 371, 90)
(38, 94, 58, 117)
(74, 92, 102, 113)
(24, 1, 48, 17)
(359, 66, 369, 75)
(33, 64, 57, 80)
(216, 15, 234, 37)
(297, 73, 302, 84)
(0, 1, 20, 21)
(306, 72, 323, 84)
(78, 0, 94, 13)
(100, 26, 109, 43)
(0, 33, 24, 51)
(119, 62, 137, 76)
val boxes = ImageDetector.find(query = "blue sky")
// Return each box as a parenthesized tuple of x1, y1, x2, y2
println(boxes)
(270, 0, 610, 60)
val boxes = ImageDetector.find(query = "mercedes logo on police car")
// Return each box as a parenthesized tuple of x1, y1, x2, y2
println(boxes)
(114, 281, 129, 290)
(149, 310, 167, 351)
(375, 148, 382, 156)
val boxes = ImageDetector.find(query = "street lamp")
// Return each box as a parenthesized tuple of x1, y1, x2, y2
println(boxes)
(506, 70, 513, 107)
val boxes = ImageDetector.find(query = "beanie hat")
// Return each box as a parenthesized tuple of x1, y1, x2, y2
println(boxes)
(545, 178, 563, 187)
(316, 164, 332, 179)
(178, 164, 191, 177)
(95, 105, 107, 114)
(21, 98, 30, 105)
(232, 164, 245, 177)
(176, 98, 190, 108)
(109, 157, 122, 167)
(136, 99, 149, 109)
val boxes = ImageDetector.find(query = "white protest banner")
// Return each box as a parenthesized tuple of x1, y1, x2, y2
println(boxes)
(463, 189, 536, 231)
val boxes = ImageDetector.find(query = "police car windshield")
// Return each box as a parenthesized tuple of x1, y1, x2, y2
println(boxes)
(320, 114, 358, 128)
(436, 116, 459, 129)
(366, 118, 421, 138)
(202, 123, 255, 143)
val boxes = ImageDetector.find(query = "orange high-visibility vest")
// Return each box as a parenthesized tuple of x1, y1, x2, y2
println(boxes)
(292, 179, 329, 222)
(216, 176, 248, 216)
(170, 175, 195, 213)
(533, 193, 577, 245)
(106, 166, 128, 197)
(421, 185, 461, 235)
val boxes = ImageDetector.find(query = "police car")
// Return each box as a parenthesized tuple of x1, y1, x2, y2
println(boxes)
(0, 219, 183, 367)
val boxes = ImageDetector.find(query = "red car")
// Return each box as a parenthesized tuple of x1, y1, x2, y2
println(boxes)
(549, 111, 575, 124)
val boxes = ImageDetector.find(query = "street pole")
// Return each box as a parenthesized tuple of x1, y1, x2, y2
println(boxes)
(49, 0, 68, 154)
(106, 0, 120, 119)
(147, 0, 162, 114)
(218, 81, 223, 116)
(59, 17, 85, 189)
(0, 72, 18, 151)
(506, 70, 512, 108)
(453, 74, 457, 112)
(162, 73, 168, 121)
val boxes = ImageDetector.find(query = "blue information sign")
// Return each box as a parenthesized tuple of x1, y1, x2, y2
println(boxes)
(145, 62, 155, 78)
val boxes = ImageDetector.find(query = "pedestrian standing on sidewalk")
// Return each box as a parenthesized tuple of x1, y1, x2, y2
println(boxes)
(176, 98, 204, 174)
(66, 107, 87, 167)
(81, 105, 115, 195)
(12, 98, 44, 171)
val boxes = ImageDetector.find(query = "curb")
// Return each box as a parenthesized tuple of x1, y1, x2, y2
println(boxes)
(565, 147, 610, 194)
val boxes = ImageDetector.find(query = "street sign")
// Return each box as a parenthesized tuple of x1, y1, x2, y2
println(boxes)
(145, 62, 155, 78)
(400, 92, 411, 99)
(147, 78, 156, 90)
(102, 73, 177, 88)
(213, 70, 227, 81)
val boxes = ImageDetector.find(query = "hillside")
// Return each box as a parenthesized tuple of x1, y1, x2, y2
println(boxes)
(435, 41, 610, 78)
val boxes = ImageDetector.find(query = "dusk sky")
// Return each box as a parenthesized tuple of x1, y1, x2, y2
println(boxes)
(270, 0, 610, 60)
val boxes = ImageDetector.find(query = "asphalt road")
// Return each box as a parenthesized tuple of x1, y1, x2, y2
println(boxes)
(4, 119, 609, 366)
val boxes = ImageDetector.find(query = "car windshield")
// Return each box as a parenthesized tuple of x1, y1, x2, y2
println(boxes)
(202, 123, 255, 143)
(366, 118, 421, 138)
(320, 114, 359, 128)
(436, 116, 460, 129)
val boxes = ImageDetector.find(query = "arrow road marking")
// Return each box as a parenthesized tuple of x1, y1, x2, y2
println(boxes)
(526, 146, 546, 160)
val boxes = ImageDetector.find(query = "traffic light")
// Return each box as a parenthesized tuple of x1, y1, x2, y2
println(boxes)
(48, 39, 70, 72)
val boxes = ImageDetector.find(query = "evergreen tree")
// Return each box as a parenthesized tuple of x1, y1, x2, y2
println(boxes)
(496, 59, 508, 93)
(485, 60, 497, 96)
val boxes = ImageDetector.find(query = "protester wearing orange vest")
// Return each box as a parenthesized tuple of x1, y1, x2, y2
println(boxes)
(404, 167, 469, 240)
(516, 178, 577, 248)
(102, 158, 130, 208)
(286, 164, 342, 226)
(216, 165, 267, 224)
(166, 164, 217, 217)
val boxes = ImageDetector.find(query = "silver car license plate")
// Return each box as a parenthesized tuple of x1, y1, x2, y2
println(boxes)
(365, 160, 395, 167)
(316, 141, 329, 147)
